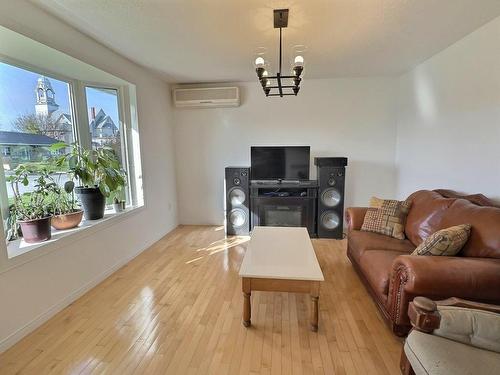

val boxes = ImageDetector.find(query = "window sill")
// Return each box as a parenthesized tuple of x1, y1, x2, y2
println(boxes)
(1, 205, 144, 274)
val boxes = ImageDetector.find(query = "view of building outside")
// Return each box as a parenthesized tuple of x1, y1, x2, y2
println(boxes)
(0, 61, 122, 198)
(85, 86, 123, 165)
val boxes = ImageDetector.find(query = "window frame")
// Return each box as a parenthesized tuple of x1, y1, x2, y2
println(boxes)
(0, 52, 144, 272)
(81, 83, 133, 205)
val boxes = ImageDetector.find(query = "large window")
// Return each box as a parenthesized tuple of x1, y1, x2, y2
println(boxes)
(0, 27, 144, 265)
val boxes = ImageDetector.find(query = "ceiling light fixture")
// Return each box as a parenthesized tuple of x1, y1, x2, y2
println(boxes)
(254, 9, 305, 97)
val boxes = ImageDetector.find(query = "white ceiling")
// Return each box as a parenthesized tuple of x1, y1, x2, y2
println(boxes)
(31, 0, 500, 83)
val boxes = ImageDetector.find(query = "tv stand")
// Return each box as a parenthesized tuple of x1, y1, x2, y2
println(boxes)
(250, 180, 318, 236)
(250, 180, 318, 188)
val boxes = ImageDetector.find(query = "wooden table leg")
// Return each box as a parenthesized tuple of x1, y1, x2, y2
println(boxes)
(310, 281, 320, 332)
(310, 296, 319, 332)
(242, 278, 251, 327)
(243, 292, 251, 327)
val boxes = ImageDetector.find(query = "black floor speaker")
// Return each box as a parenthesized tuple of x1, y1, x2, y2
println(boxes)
(225, 167, 250, 235)
(315, 157, 348, 239)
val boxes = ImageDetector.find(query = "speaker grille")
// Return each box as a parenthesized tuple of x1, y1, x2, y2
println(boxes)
(320, 212, 340, 230)
(229, 187, 246, 206)
(321, 188, 341, 207)
(229, 208, 247, 228)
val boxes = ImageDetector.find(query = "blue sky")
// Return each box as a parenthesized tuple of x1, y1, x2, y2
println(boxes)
(0, 61, 119, 131)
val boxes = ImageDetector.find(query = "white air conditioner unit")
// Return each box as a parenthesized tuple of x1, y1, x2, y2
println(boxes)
(173, 86, 240, 108)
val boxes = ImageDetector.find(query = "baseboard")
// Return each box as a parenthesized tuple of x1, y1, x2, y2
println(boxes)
(0, 227, 175, 353)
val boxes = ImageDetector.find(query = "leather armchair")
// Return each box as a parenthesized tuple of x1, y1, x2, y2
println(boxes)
(401, 297, 500, 375)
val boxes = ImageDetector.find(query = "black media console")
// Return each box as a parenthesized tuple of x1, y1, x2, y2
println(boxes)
(250, 180, 318, 236)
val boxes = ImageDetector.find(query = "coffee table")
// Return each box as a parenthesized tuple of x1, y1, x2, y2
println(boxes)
(239, 226, 325, 331)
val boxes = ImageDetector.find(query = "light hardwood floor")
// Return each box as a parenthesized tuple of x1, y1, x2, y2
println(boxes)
(0, 225, 402, 375)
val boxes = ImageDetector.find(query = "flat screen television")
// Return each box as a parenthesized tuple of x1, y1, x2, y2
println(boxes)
(251, 146, 310, 180)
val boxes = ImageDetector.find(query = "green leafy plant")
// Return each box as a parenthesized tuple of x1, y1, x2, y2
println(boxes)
(48, 180, 80, 215)
(51, 143, 126, 198)
(6, 165, 59, 240)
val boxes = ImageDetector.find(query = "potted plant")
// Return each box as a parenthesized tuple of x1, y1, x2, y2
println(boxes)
(111, 188, 126, 213)
(50, 180, 84, 230)
(113, 197, 126, 213)
(52, 143, 126, 220)
(7, 166, 57, 243)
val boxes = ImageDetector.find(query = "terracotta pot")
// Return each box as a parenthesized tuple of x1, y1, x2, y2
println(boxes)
(51, 210, 84, 230)
(19, 216, 52, 243)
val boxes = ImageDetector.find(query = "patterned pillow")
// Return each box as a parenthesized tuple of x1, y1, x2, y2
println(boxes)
(412, 224, 472, 256)
(369, 196, 385, 208)
(361, 198, 412, 240)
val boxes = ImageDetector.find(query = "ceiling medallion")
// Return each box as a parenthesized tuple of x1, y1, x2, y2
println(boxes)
(254, 9, 305, 97)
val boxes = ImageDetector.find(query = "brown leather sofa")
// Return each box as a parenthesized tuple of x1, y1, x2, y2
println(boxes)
(345, 190, 500, 336)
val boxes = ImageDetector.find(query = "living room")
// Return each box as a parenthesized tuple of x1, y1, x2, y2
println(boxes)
(0, 1, 499, 374)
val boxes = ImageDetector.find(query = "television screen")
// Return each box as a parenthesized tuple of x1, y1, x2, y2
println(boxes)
(251, 146, 310, 180)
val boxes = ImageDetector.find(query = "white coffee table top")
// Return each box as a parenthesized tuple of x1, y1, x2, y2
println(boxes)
(239, 226, 324, 281)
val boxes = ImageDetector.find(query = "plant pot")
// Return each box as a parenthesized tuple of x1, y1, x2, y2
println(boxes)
(19, 216, 52, 243)
(51, 210, 84, 230)
(114, 201, 126, 213)
(76, 187, 106, 220)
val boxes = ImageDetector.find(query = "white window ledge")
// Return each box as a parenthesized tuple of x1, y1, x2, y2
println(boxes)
(0, 205, 144, 274)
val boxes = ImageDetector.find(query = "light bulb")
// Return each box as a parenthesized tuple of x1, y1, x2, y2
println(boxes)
(262, 70, 268, 77)
(255, 57, 265, 67)
(294, 55, 304, 66)
(266, 80, 271, 87)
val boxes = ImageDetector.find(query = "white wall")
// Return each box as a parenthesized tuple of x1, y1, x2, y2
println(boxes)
(174, 78, 399, 225)
(396, 16, 500, 201)
(0, 1, 177, 351)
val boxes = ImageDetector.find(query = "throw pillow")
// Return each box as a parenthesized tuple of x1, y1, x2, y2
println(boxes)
(361, 198, 412, 240)
(369, 196, 384, 208)
(412, 224, 472, 256)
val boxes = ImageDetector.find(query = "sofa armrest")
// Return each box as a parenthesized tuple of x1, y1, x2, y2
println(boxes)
(408, 296, 500, 353)
(408, 297, 441, 333)
(345, 207, 369, 231)
(388, 255, 500, 326)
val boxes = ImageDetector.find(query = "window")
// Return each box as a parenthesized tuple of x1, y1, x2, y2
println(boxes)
(0, 27, 144, 265)
(0, 62, 75, 201)
(84, 86, 129, 203)
(85, 86, 125, 166)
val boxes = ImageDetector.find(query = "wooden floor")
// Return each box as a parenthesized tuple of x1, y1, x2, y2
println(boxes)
(0, 225, 402, 375)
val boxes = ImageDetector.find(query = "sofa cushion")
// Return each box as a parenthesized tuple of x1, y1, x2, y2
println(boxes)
(348, 230, 415, 263)
(405, 190, 456, 246)
(434, 189, 500, 208)
(440, 199, 500, 259)
(435, 306, 500, 353)
(361, 198, 411, 239)
(405, 330, 500, 375)
(359, 250, 402, 304)
(412, 224, 472, 256)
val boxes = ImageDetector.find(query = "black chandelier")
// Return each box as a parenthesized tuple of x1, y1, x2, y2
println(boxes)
(254, 9, 305, 97)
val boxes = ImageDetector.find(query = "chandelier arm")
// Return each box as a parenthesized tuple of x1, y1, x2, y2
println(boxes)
(266, 93, 297, 96)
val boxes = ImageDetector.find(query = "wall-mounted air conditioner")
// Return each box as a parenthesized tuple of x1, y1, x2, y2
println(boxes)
(173, 86, 240, 108)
